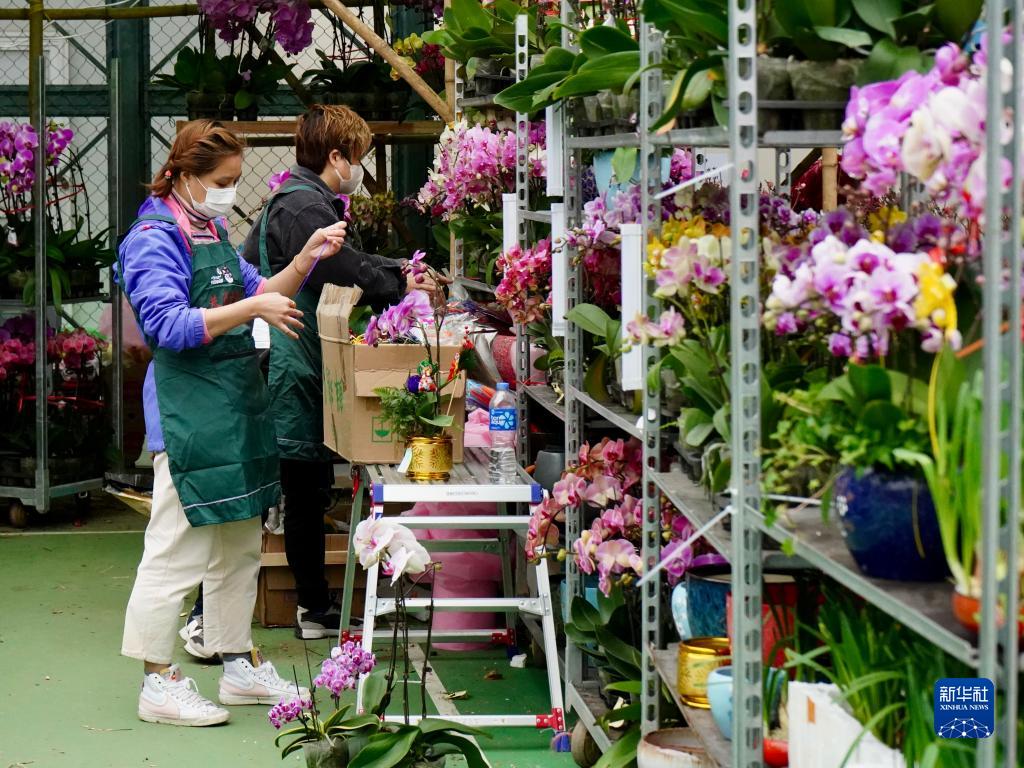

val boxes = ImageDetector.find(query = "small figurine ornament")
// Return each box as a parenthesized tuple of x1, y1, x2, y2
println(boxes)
(417, 360, 437, 392)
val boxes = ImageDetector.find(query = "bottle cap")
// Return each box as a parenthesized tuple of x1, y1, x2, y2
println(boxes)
(497, 382, 509, 391)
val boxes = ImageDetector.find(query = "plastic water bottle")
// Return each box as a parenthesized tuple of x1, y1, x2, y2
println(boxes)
(488, 382, 518, 484)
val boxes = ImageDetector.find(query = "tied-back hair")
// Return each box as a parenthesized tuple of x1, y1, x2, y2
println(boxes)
(148, 120, 246, 198)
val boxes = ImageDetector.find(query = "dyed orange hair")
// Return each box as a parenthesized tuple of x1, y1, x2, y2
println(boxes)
(149, 120, 246, 197)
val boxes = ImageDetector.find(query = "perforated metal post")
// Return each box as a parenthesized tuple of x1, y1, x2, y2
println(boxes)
(980, 2, 1021, 764)
(560, 0, 585, 719)
(773, 148, 790, 197)
(727, 0, 762, 764)
(638, 16, 663, 737)
(514, 14, 531, 459)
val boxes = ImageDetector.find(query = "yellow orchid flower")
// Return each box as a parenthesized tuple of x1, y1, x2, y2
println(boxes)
(915, 260, 958, 336)
(867, 205, 908, 234)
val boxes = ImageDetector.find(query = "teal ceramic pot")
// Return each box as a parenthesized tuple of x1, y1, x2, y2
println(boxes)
(706, 666, 733, 740)
(685, 566, 731, 638)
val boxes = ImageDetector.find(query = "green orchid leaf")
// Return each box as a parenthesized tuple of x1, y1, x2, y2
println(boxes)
(426, 733, 491, 768)
(361, 669, 390, 716)
(857, 38, 929, 84)
(813, 25, 873, 48)
(611, 147, 638, 185)
(932, 0, 982, 42)
(494, 71, 566, 112)
(583, 353, 612, 403)
(578, 24, 640, 58)
(597, 584, 626, 623)
(417, 718, 489, 738)
(851, 0, 900, 36)
(451, 0, 493, 33)
(569, 595, 602, 632)
(567, 303, 614, 337)
(348, 727, 419, 768)
(847, 364, 891, 403)
(593, 726, 641, 768)
(552, 51, 642, 99)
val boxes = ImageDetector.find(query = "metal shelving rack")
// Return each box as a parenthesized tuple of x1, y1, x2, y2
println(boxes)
(0, 50, 121, 526)
(556, 1, 1022, 766)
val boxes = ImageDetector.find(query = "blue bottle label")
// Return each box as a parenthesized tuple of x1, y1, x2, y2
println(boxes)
(490, 407, 517, 431)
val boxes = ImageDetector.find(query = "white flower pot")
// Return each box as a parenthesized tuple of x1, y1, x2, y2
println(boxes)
(787, 682, 905, 768)
(637, 728, 714, 768)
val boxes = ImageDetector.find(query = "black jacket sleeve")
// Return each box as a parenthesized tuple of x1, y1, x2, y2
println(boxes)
(262, 195, 406, 312)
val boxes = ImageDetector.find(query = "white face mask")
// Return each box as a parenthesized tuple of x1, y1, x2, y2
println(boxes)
(335, 162, 364, 195)
(186, 176, 237, 219)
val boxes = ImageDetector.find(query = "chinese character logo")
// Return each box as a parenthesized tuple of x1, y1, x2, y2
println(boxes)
(934, 678, 994, 738)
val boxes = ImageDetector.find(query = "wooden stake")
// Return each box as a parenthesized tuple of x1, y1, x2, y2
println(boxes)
(319, 0, 454, 123)
(821, 147, 839, 212)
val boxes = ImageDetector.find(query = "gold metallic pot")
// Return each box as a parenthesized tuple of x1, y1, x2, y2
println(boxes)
(406, 436, 453, 482)
(677, 637, 731, 709)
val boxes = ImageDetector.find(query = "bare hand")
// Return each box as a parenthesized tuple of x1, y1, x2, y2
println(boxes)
(406, 271, 452, 300)
(295, 221, 347, 273)
(255, 292, 304, 340)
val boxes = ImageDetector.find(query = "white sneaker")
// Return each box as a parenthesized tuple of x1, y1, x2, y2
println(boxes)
(218, 650, 310, 705)
(137, 664, 230, 727)
(178, 615, 220, 662)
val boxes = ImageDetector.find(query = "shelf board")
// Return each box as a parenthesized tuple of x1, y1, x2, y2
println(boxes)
(566, 680, 613, 751)
(567, 386, 642, 439)
(652, 471, 732, 559)
(365, 448, 541, 505)
(752, 504, 979, 666)
(523, 385, 565, 421)
(652, 471, 804, 570)
(651, 127, 842, 149)
(651, 645, 730, 767)
(567, 133, 640, 150)
(454, 276, 495, 296)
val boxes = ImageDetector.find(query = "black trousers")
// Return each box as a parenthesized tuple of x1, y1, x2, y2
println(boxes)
(281, 458, 335, 613)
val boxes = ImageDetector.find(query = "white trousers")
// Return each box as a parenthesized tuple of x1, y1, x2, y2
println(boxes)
(122, 452, 262, 664)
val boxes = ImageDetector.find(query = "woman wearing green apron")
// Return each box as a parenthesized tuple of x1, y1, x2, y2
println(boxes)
(118, 121, 346, 727)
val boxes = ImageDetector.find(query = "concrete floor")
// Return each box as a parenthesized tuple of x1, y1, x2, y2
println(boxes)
(0, 495, 573, 768)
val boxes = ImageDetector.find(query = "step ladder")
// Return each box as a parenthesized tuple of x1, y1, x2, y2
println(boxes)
(338, 449, 565, 731)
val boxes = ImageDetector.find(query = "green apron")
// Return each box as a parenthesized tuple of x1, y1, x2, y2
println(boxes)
(256, 182, 334, 463)
(129, 213, 280, 527)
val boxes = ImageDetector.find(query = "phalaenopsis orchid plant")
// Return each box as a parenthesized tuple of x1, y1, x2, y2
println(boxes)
(364, 253, 477, 442)
(526, 437, 707, 595)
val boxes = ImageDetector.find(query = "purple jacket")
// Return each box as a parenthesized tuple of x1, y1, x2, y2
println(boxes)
(118, 196, 264, 452)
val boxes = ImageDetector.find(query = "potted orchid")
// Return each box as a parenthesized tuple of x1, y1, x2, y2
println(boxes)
(0, 120, 112, 309)
(351, 517, 493, 767)
(414, 120, 546, 281)
(271, 518, 492, 768)
(368, 254, 476, 481)
(268, 641, 381, 767)
(494, 236, 565, 394)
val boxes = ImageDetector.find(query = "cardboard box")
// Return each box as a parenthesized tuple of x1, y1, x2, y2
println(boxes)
(317, 284, 466, 465)
(256, 532, 365, 628)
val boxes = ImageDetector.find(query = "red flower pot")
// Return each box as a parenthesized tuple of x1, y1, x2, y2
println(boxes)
(951, 588, 1024, 639)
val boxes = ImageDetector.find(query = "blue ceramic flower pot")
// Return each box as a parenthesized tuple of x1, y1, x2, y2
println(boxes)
(706, 666, 733, 740)
(685, 566, 731, 638)
(832, 466, 950, 582)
